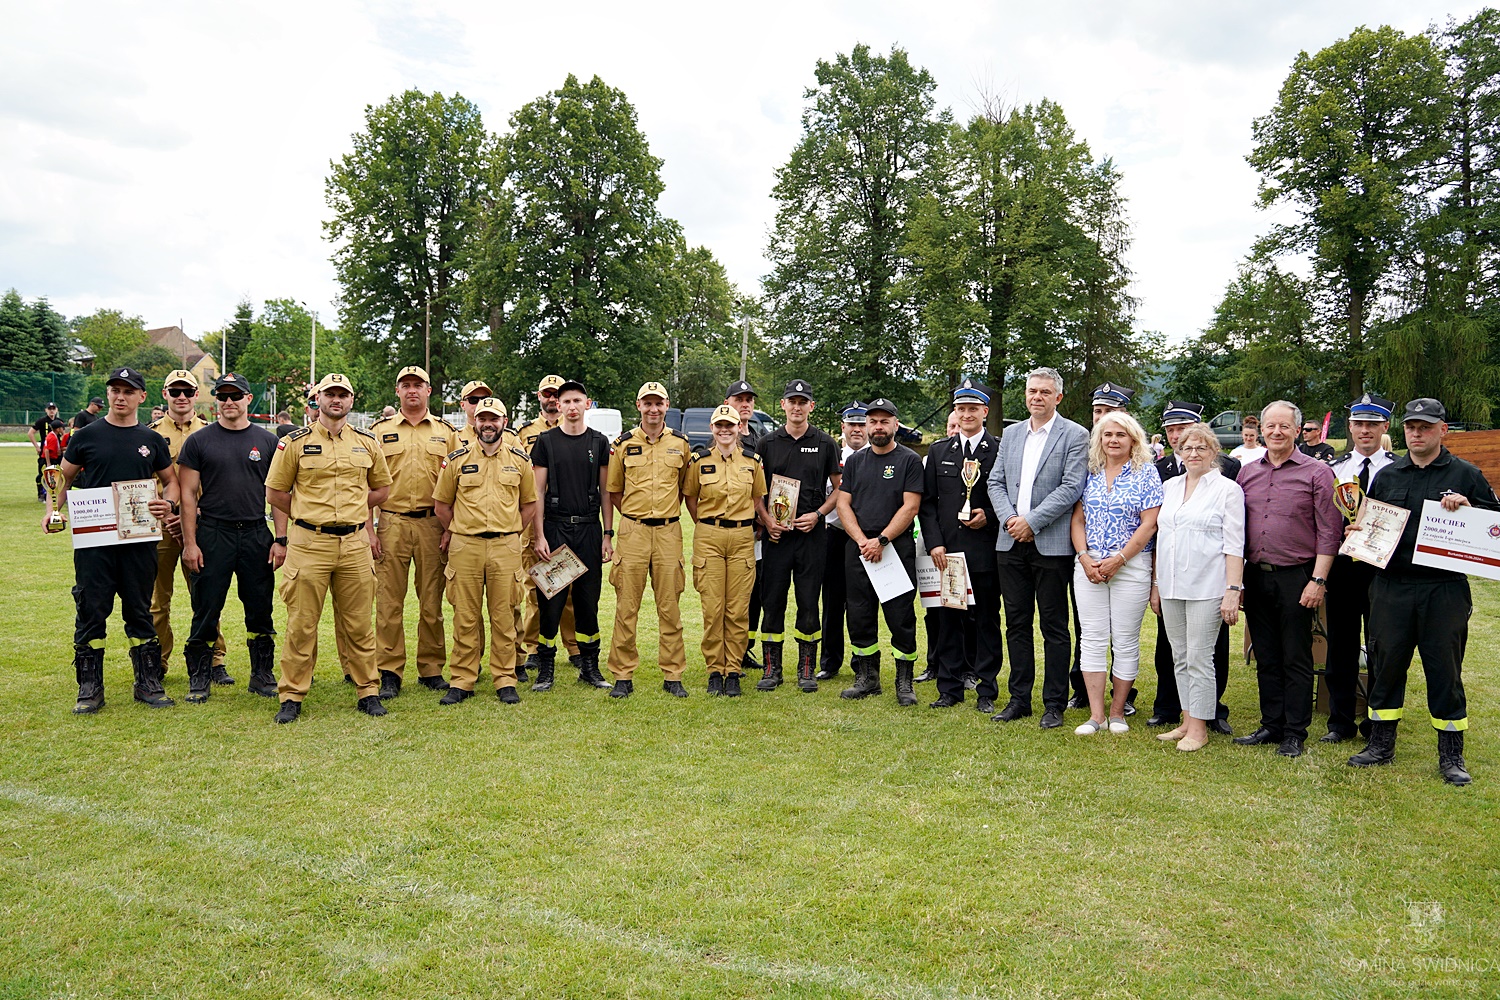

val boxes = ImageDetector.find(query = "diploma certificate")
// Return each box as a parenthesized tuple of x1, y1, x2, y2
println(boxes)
(1337, 497, 1410, 569)
(529, 545, 588, 599)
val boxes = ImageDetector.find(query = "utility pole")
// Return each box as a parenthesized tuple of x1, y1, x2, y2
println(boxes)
(425, 297, 431, 377)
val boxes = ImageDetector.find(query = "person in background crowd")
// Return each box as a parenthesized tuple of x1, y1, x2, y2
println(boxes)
(1349, 398, 1499, 784)
(685, 405, 766, 696)
(919, 409, 970, 687)
(1149, 434, 1165, 461)
(1150, 424, 1244, 752)
(1298, 417, 1337, 464)
(1230, 417, 1266, 464)
(818, 401, 867, 681)
(1323, 394, 1396, 744)
(921, 380, 1002, 713)
(1234, 400, 1340, 758)
(1069, 411, 1162, 735)
(30, 401, 60, 501)
(42, 419, 68, 465)
(72, 396, 103, 431)
(382, 405, 397, 419)
(274, 410, 297, 438)
(151, 406, 166, 423)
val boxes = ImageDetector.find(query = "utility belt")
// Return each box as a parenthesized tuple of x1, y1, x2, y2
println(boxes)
(471, 530, 520, 539)
(391, 507, 435, 519)
(699, 517, 754, 529)
(545, 514, 599, 525)
(622, 514, 680, 527)
(294, 519, 366, 536)
(199, 513, 267, 531)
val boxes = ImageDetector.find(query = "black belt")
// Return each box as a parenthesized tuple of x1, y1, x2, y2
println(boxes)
(200, 514, 265, 530)
(294, 519, 365, 536)
(545, 514, 599, 525)
(393, 507, 435, 519)
(473, 530, 520, 539)
(624, 514, 680, 526)
(1253, 560, 1313, 573)
(700, 517, 755, 528)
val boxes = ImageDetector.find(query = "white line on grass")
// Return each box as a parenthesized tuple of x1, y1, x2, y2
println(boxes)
(1, 784, 995, 1000)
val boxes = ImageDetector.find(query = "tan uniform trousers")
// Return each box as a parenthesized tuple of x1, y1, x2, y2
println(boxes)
(446, 532, 524, 690)
(278, 524, 379, 701)
(521, 535, 579, 656)
(151, 530, 226, 665)
(692, 523, 756, 676)
(374, 513, 446, 679)
(607, 518, 686, 681)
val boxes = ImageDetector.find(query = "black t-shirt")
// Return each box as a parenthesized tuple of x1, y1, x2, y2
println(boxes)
(73, 409, 97, 429)
(177, 422, 279, 520)
(840, 444, 924, 535)
(531, 426, 610, 517)
(63, 419, 171, 490)
(275, 422, 299, 439)
(32, 415, 55, 437)
(756, 425, 842, 516)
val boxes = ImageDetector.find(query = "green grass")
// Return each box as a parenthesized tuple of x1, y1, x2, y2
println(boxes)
(0, 447, 1495, 999)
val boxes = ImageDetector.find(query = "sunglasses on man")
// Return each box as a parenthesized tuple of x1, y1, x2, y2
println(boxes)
(215, 392, 246, 402)
(466, 395, 487, 404)
(167, 387, 197, 398)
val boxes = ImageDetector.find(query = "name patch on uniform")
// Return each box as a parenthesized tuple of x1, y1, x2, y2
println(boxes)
(302, 445, 322, 455)
(351, 446, 367, 454)
(383, 433, 400, 442)
(461, 464, 479, 473)
(429, 436, 447, 443)
(883, 465, 895, 479)
(626, 445, 643, 456)
(701, 464, 716, 474)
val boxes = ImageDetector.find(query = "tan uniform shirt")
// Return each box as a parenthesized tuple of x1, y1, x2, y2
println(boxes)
(518, 416, 558, 453)
(685, 445, 765, 521)
(266, 422, 393, 525)
(370, 411, 457, 513)
(607, 426, 688, 520)
(433, 444, 537, 535)
(150, 414, 209, 462)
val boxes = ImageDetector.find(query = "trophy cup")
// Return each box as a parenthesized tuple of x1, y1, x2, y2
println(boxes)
(1333, 480, 1363, 524)
(42, 464, 66, 533)
(958, 458, 981, 521)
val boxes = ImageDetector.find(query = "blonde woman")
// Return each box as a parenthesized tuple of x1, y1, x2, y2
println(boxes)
(1069, 411, 1163, 734)
(1150, 424, 1245, 751)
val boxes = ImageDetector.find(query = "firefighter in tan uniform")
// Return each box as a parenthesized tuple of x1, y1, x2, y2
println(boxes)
(605, 381, 690, 698)
(517, 374, 584, 680)
(370, 365, 457, 699)
(684, 405, 766, 697)
(264, 372, 393, 723)
(150, 369, 229, 680)
(433, 398, 538, 704)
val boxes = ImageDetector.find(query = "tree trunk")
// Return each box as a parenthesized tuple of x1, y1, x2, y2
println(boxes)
(1348, 289, 1364, 400)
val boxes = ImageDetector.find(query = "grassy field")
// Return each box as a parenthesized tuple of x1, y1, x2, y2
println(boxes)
(0, 447, 1494, 999)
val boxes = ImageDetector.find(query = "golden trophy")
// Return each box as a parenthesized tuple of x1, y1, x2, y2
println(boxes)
(1333, 480, 1363, 524)
(42, 464, 67, 533)
(958, 458, 981, 521)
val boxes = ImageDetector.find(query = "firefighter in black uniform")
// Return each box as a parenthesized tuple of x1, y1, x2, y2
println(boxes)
(528, 379, 614, 691)
(818, 402, 867, 680)
(1348, 398, 1498, 785)
(754, 378, 842, 691)
(920, 380, 1003, 712)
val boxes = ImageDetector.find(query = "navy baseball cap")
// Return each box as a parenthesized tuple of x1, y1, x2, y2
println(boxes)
(782, 378, 813, 400)
(213, 372, 252, 397)
(558, 379, 587, 396)
(724, 379, 757, 398)
(106, 367, 146, 391)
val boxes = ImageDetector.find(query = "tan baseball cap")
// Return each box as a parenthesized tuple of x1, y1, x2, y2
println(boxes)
(537, 374, 566, 393)
(460, 379, 492, 399)
(313, 372, 354, 394)
(474, 397, 508, 419)
(711, 404, 740, 426)
(637, 381, 669, 400)
(164, 369, 198, 388)
(396, 365, 430, 384)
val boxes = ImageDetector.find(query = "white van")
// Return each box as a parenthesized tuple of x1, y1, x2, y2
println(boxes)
(585, 407, 622, 440)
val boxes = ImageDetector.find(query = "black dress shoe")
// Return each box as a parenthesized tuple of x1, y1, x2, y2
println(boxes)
(1276, 737, 1305, 757)
(274, 700, 301, 724)
(357, 695, 388, 717)
(1234, 727, 1282, 746)
(1319, 730, 1352, 744)
(1146, 714, 1174, 727)
(913, 667, 937, 683)
(439, 687, 473, 705)
(929, 693, 962, 708)
(1039, 708, 1065, 729)
(418, 675, 450, 691)
(663, 680, 688, 698)
(609, 679, 633, 699)
(975, 697, 994, 714)
(992, 702, 1032, 722)
(378, 671, 401, 701)
(1122, 702, 1137, 717)
(1207, 718, 1234, 736)
(496, 686, 520, 704)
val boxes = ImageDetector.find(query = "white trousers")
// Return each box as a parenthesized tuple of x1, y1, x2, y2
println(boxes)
(1072, 551, 1151, 681)
(1161, 597, 1221, 721)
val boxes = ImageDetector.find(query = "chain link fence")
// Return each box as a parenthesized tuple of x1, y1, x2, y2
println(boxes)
(0, 370, 274, 426)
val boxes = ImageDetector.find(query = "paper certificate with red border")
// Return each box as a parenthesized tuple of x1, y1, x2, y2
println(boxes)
(66, 482, 162, 549)
(1412, 499, 1500, 580)
(1337, 497, 1410, 569)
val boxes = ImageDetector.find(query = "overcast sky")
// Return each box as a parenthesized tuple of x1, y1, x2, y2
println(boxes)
(0, 0, 1485, 350)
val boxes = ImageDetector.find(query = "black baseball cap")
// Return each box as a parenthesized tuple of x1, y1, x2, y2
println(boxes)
(865, 397, 899, 418)
(724, 379, 756, 398)
(89, 396, 105, 405)
(45, 401, 57, 409)
(105, 367, 145, 391)
(1402, 398, 1447, 424)
(558, 379, 588, 396)
(782, 378, 813, 400)
(213, 373, 252, 397)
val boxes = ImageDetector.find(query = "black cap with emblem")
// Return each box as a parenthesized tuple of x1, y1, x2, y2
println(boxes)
(1401, 398, 1447, 424)
(724, 379, 757, 399)
(106, 367, 146, 391)
(864, 397, 899, 418)
(782, 379, 813, 400)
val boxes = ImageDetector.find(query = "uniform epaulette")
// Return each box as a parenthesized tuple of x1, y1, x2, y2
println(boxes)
(353, 426, 377, 440)
(149, 418, 164, 430)
(743, 446, 759, 461)
(286, 426, 312, 441)
(371, 414, 392, 427)
(615, 430, 634, 446)
(692, 445, 711, 460)
(447, 446, 469, 461)
(509, 446, 531, 463)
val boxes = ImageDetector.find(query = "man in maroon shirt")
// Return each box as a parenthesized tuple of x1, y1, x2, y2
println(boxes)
(1235, 400, 1342, 757)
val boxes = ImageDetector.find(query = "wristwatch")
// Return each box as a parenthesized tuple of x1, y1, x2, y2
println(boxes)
(603, 529, 615, 537)
(273, 536, 288, 547)
(1311, 577, 1327, 587)
(1226, 584, 1245, 592)
(878, 535, 891, 547)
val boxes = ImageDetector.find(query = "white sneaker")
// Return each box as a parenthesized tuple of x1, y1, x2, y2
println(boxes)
(1108, 717, 1129, 733)
(1074, 720, 1104, 735)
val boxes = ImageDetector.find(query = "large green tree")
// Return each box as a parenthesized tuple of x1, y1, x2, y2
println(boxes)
(235, 299, 350, 398)
(467, 74, 675, 409)
(763, 44, 949, 424)
(28, 297, 72, 370)
(73, 308, 148, 372)
(0, 290, 47, 371)
(325, 89, 489, 396)
(1204, 260, 1335, 415)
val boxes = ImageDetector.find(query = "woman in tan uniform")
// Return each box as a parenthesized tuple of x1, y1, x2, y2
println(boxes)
(684, 405, 767, 696)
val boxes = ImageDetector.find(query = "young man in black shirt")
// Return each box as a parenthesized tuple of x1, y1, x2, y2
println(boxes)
(73, 397, 103, 430)
(833, 398, 925, 704)
(52, 368, 179, 713)
(528, 380, 614, 690)
(754, 379, 842, 691)
(177, 373, 286, 703)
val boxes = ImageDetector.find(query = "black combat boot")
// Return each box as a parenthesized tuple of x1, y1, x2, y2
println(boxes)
(707, 673, 725, 696)
(210, 658, 235, 686)
(757, 642, 784, 691)
(742, 647, 764, 673)
(378, 670, 402, 700)
(895, 659, 917, 707)
(1438, 730, 1472, 786)
(1347, 721, 1398, 768)
(246, 635, 278, 697)
(517, 654, 536, 684)
(184, 645, 214, 704)
(131, 641, 174, 708)
(608, 678, 633, 699)
(840, 654, 882, 700)
(577, 648, 611, 689)
(723, 673, 742, 697)
(417, 674, 449, 691)
(73, 647, 105, 715)
(796, 640, 818, 693)
(530, 646, 556, 692)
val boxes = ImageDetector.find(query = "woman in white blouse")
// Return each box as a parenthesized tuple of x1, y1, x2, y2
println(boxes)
(1149, 424, 1245, 751)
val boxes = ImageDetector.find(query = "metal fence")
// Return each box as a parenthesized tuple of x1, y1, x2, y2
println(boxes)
(0, 369, 273, 426)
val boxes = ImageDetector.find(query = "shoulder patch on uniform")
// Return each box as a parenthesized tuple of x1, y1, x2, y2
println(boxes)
(509, 446, 531, 463)
(286, 426, 312, 441)
(371, 415, 391, 426)
(353, 427, 377, 440)
(614, 431, 633, 446)
(447, 446, 470, 461)
(149, 418, 164, 429)
(743, 446, 758, 460)
(692, 445, 711, 460)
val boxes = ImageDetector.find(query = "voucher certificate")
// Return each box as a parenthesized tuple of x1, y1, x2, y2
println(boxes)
(1337, 497, 1410, 569)
(1412, 499, 1500, 581)
(66, 482, 162, 549)
(768, 475, 801, 530)
(528, 544, 587, 599)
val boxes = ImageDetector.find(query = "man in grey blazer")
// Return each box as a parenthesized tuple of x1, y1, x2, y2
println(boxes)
(986, 367, 1089, 728)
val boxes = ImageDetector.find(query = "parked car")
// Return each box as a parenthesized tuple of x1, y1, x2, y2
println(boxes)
(677, 407, 780, 448)
(585, 407, 622, 440)
(1206, 410, 1245, 449)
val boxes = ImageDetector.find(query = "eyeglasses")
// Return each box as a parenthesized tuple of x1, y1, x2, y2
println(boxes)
(466, 395, 485, 404)
(1177, 445, 1210, 454)
(215, 393, 246, 402)
(167, 387, 197, 398)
